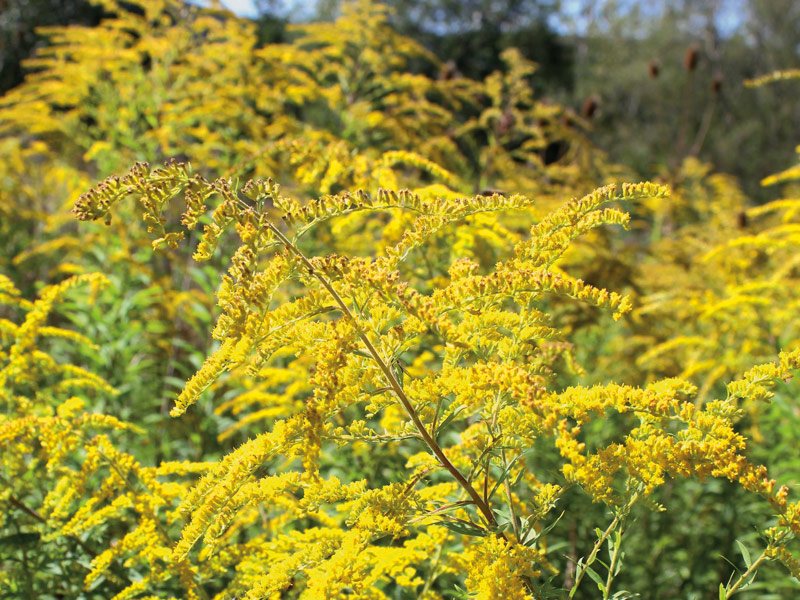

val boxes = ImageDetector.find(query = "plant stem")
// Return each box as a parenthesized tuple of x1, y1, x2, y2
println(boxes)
(8, 493, 98, 558)
(725, 549, 769, 597)
(604, 526, 623, 599)
(569, 514, 620, 598)
(570, 492, 638, 598)
(501, 449, 522, 542)
(421, 542, 444, 596)
(725, 534, 788, 599)
(267, 221, 500, 529)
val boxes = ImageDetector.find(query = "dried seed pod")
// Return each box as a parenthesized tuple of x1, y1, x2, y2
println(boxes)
(581, 93, 600, 119)
(684, 44, 700, 72)
(710, 73, 723, 94)
(648, 60, 660, 78)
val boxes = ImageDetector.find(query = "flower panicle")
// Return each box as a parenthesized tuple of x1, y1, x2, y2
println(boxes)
(516, 181, 669, 265)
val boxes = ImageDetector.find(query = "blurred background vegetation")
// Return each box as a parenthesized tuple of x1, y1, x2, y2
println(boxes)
(263, 0, 786, 199)
(4, 0, 797, 197)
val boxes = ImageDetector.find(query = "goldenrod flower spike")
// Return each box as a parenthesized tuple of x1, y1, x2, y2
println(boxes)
(62, 131, 800, 598)
(745, 68, 800, 88)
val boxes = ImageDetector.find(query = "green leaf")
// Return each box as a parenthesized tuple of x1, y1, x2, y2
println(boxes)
(433, 519, 487, 537)
(487, 449, 535, 502)
(491, 521, 513, 534)
(87, 574, 107, 591)
(736, 540, 752, 568)
(0, 532, 40, 546)
(584, 565, 606, 593)
(391, 361, 405, 388)
(614, 551, 625, 576)
(421, 500, 475, 520)
(434, 405, 468, 441)
(524, 510, 565, 546)
(719, 583, 727, 600)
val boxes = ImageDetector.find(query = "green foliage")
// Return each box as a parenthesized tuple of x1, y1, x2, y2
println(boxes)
(563, 0, 800, 200)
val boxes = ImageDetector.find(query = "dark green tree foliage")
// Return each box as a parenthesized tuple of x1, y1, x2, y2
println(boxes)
(0, 0, 103, 93)
(563, 0, 800, 199)
(253, 12, 288, 46)
(290, 0, 575, 88)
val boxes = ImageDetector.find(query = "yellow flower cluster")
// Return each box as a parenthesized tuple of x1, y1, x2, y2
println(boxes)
(3, 0, 799, 596)
(461, 536, 546, 600)
(745, 69, 800, 87)
(67, 144, 777, 596)
(68, 132, 800, 595)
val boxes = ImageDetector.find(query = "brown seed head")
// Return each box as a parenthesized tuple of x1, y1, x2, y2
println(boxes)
(648, 60, 660, 78)
(684, 44, 700, 72)
(710, 73, 723, 94)
(581, 93, 600, 119)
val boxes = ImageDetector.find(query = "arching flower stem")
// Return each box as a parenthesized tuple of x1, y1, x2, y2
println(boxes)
(265, 220, 501, 530)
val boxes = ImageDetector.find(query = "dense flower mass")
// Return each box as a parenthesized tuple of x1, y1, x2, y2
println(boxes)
(66, 154, 800, 597)
(1, 0, 799, 598)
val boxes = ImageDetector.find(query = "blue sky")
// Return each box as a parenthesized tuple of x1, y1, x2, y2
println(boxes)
(221, 0, 258, 17)
(219, 0, 745, 37)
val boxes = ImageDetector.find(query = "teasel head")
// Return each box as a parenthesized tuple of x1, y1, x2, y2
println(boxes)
(710, 72, 723, 95)
(683, 44, 700, 72)
(581, 93, 600, 120)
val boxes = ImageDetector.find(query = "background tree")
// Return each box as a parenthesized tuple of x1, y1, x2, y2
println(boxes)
(252, 0, 799, 199)
(0, 0, 102, 93)
(261, 0, 574, 87)
(554, 0, 800, 199)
